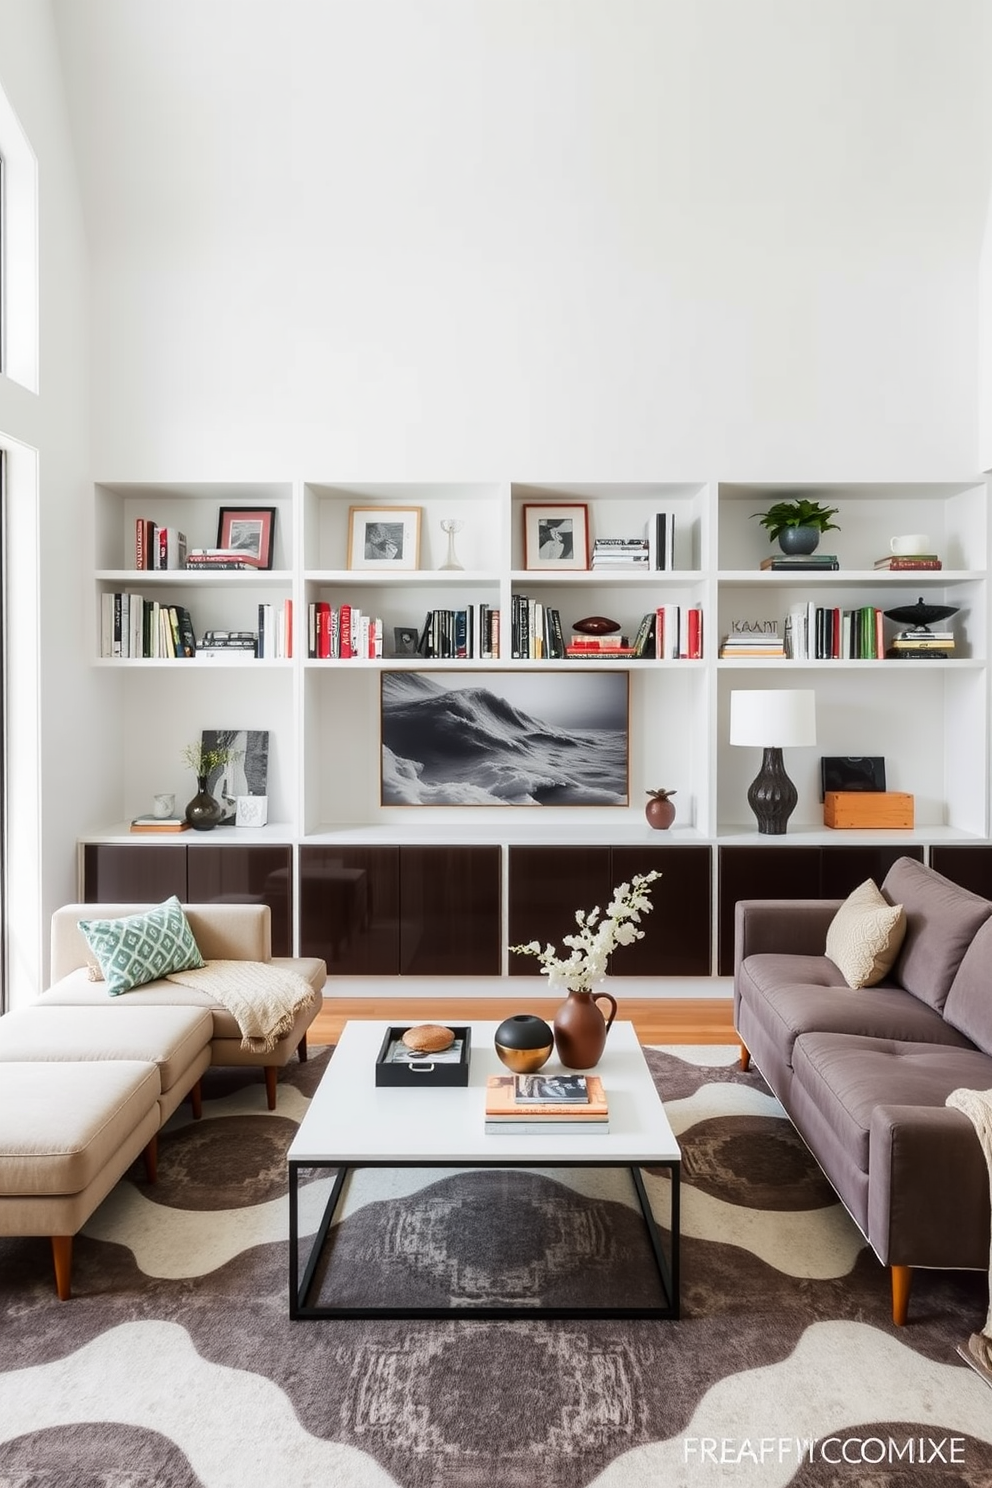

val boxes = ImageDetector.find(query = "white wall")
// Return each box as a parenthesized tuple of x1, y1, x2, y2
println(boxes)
(0, 0, 985, 991)
(53, 0, 992, 482)
(0, 0, 97, 1003)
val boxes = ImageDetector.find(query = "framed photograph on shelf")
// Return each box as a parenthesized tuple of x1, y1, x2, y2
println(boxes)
(216, 507, 276, 569)
(380, 669, 629, 806)
(522, 502, 589, 571)
(348, 506, 422, 571)
(201, 729, 270, 823)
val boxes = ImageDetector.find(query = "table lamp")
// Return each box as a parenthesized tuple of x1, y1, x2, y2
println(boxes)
(730, 689, 817, 834)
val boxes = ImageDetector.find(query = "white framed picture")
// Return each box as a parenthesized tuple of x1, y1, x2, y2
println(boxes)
(347, 506, 422, 571)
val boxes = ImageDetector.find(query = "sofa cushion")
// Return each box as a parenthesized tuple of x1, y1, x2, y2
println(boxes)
(943, 916, 992, 1055)
(0, 1005, 212, 1094)
(78, 897, 204, 996)
(740, 975, 972, 1073)
(825, 879, 906, 988)
(0, 1060, 161, 1196)
(791, 1033, 992, 1176)
(880, 856, 992, 1010)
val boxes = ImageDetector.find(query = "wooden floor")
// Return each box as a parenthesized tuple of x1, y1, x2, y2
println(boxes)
(310, 997, 736, 1047)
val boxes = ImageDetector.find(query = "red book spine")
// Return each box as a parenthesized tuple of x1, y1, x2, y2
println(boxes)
(317, 602, 331, 659)
(339, 604, 353, 659)
(687, 606, 703, 660)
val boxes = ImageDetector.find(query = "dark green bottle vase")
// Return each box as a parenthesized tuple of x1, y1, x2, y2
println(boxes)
(185, 776, 222, 831)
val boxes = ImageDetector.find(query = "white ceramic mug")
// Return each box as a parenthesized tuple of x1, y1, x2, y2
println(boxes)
(890, 534, 930, 556)
(151, 793, 175, 818)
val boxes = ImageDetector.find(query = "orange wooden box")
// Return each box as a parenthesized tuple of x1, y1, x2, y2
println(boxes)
(823, 791, 914, 829)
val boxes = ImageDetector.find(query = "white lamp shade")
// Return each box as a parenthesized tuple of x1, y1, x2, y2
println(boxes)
(730, 689, 817, 748)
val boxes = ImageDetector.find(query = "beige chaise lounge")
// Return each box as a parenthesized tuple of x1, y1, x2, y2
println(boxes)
(0, 901, 327, 1299)
(38, 902, 326, 1110)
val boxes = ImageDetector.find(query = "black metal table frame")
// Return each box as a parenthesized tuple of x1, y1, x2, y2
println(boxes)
(288, 1157, 680, 1320)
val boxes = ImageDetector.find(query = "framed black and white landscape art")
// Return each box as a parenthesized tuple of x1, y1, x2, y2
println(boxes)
(380, 670, 629, 807)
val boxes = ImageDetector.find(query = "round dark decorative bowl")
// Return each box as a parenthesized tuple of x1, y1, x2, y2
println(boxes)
(494, 1013, 555, 1073)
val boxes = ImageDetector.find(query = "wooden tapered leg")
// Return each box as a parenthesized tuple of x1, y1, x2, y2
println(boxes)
(264, 1066, 278, 1110)
(739, 1041, 751, 1072)
(891, 1264, 912, 1325)
(143, 1134, 158, 1185)
(189, 1079, 203, 1120)
(297, 1031, 309, 1064)
(51, 1235, 73, 1300)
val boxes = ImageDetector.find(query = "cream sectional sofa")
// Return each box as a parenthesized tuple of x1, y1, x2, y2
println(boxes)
(0, 901, 326, 1299)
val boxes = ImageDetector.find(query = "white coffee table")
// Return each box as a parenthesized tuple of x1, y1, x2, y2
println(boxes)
(288, 1018, 681, 1320)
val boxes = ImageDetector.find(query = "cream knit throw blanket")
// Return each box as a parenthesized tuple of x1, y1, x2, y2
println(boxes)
(166, 959, 317, 1053)
(945, 1086, 992, 1388)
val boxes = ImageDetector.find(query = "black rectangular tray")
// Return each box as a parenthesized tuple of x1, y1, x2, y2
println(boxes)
(374, 1025, 472, 1087)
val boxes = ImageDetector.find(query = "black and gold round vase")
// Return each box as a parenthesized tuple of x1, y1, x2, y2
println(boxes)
(494, 1014, 555, 1073)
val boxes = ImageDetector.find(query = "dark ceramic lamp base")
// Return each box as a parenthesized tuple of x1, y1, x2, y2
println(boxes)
(747, 746, 798, 835)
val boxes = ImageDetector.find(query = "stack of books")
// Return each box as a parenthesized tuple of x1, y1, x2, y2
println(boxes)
(484, 1073, 610, 1135)
(873, 554, 943, 571)
(185, 548, 260, 571)
(887, 629, 955, 658)
(130, 816, 190, 833)
(759, 553, 840, 572)
(719, 634, 786, 659)
(566, 634, 635, 658)
(591, 538, 650, 570)
(196, 629, 258, 659)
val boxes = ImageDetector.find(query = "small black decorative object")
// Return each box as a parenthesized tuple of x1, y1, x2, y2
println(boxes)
(494, 1014, 555, 1074)
(820, 757, 886, 800)
(883, 599, 958, 630)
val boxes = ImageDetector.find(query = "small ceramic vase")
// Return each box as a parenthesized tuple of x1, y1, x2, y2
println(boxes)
(553, 988, 618, 1070)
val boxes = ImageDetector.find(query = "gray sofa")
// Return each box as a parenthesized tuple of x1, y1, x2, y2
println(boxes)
(734, 855, 992, 1325)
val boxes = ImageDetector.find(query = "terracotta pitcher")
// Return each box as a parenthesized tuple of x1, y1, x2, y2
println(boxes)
(553, 988, 618, 1070)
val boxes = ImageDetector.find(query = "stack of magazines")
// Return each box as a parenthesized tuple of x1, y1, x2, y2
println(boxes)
(484, 1073, 610, 1135)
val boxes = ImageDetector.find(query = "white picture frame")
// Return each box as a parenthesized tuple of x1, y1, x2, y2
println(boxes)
(347, 506, 422, 571)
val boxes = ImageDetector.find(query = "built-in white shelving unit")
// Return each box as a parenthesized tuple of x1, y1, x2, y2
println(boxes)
(87, 476, 990, 847)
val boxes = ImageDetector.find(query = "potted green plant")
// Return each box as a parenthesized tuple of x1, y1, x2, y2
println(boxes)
(181, 740, 243, 831)
(751, 497, 840, 556)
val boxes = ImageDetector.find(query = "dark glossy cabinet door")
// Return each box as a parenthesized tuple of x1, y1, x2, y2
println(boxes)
(929, 846, 992, 899)
(819, 845, 923, 899)
(508, 846, 712, 977)
(717, 847, 823, 975)
(399, 845, 501, 976)
(187, 844, 293, 956)
(299, 846, 399, 975)
(717, 843, 925, 973)
(507, 848, 613, 977)
(611, 846, 711, 975)
(82, 843, 188, 904)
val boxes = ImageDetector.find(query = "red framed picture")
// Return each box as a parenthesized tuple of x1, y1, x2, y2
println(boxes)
(216, 506, 277, 569)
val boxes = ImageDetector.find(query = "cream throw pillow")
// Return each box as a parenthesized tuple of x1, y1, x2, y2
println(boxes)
(826, 878, 906, 989)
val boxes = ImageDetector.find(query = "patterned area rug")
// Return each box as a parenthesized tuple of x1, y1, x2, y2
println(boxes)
(2, 1045, 992, 1487)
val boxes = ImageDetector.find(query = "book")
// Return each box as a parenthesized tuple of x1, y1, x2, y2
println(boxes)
(485, 1074, 608, 1119)
(514, 1074, 590, 1104)
(646, 511, 675, 570)
(872, 556, 943, 570)
(761, 550, 838, 565)
(130, 816, 190, 832)
(485, 1120, 610, 1136)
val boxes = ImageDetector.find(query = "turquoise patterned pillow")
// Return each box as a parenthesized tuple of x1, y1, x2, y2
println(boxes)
(78, 896, 204, 996)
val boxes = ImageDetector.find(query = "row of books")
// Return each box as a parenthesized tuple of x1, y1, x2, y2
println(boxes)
(101, 594, 294, 658)
(784, 604, 885, 661)
(417, 604, 500, 660)
(305, 602, 382, 659)
(511, 596, 565, 658)
(100, 595, 196, 658)
(484, 1074, 610, 1135)
(134, 520, 189, 571)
